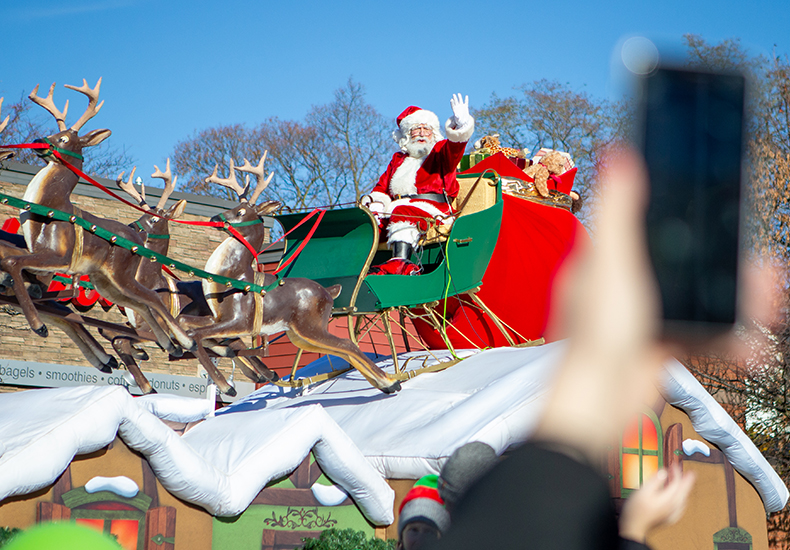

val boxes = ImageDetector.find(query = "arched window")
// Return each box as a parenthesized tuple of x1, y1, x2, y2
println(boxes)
(62, 487, 151, 550)
(621, 410, 663, 495)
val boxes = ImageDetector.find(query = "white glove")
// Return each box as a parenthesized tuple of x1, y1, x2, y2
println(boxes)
(450, 93, 471, 129)
(359, 193, 387, 215)
(367, 201, 385, 214)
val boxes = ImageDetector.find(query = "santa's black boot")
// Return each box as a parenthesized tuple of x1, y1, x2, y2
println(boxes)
(368, 242, 421, 276)
(389, 242, 421, 275)
(392, 242, 413, 261)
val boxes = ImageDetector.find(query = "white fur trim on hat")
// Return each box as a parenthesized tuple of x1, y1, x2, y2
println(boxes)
(400, 109, 442, 134)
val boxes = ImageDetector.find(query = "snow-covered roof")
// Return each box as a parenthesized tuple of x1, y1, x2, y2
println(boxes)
(0, 343, 786, 523)
(659, 359, 789, 512)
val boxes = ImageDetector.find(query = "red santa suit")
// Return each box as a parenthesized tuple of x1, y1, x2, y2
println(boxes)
(367, 105, 474, 249)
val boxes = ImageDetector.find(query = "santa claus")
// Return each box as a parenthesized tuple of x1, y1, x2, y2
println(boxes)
(362, 93, 474, 275)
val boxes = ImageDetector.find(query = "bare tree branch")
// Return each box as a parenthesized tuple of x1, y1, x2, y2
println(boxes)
(474, 79, 629, 224)
(683, 35, 790, 548)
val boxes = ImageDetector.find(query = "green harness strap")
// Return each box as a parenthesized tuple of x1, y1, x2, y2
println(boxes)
(0, 192, 280, 295)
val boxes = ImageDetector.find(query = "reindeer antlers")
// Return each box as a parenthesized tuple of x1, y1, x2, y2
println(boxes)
(63, 78, 104, 131)
(151, 161, 178, 210)
(29, 78, 104, 132)
(0, 97, 9, 133)
(205, 158, 249, 200)
(29, 83, 70, 131)
(237, 152, 274, 205)
(117, 167, 150, 211)
(118, 160, 179, 212)
(151, 158, 178, 211)
(206, 153, 273, 204)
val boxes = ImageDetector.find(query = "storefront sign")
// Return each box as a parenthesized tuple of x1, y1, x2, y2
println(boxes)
(0, 359, 254, 401)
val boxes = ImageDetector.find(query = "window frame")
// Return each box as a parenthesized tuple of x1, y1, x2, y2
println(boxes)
(620, 409, 663, 496)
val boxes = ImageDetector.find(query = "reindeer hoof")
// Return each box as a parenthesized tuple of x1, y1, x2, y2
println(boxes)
(27, 284, 43, 300)
(131, 343, 148, 360)
(170, 345, 184, 358)
(144, 387, 157, 395)
(259, 371, 279, 384)
(33, 324, 48, 338)
(106, 356, 119, 370)
(225, 386, 237, 397)
(381, 380, 402, 394)
(99, 363, 113, 374)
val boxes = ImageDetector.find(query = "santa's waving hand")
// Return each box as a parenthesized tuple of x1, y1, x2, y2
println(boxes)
(450, 93, 472, 130)
(365, 94, 475, 276)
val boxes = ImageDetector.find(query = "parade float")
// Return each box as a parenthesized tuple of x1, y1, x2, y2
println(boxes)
(0, 80, 786, 550)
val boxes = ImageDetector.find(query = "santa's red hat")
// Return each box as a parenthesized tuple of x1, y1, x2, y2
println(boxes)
(394, 105, 443, 145)
(397, 106, 422, 127)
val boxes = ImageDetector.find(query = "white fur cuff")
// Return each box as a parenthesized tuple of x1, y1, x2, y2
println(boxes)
(388, 222, 420, 248)
(445, 116, 475, 143)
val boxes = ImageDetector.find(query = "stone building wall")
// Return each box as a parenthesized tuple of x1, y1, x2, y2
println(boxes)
(0, 162, 272, 387)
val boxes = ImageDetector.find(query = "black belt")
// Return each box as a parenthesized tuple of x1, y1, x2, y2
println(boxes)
(393, 193, 448, 203)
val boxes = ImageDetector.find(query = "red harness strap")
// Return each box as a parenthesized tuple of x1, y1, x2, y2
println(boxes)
(2, 141, 326, 275)
(273, 209, 326, 275)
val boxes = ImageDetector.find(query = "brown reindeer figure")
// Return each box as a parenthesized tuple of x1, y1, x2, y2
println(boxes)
(106, 161, 279, 393)
(95, 162, 187, 392)
(177, 155, 401, 396)
(0, 79, 195, 357)
(0, 97, 122, 373)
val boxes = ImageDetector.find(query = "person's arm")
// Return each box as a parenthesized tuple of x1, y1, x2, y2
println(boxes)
(534, 148, 781, 462)
(532, 149, 666, 462)
(619, 537, 652, 550)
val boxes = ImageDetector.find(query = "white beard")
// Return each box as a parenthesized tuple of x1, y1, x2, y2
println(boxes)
(404, 135, 435, 159)
(389, 136, 437, 196)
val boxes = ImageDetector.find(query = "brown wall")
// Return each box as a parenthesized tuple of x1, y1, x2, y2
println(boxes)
(649, 404, 770, 550)
(0, 438, 213, 550)
(0, 178, 233, 383)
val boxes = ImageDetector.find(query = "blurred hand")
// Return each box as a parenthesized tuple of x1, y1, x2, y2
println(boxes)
(619, 465, 696, 542)
(535, 146, 784, 462)
(534, 147, 667, 459)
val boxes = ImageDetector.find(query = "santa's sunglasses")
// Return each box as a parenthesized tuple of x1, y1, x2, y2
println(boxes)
(410, 125, 433, 138)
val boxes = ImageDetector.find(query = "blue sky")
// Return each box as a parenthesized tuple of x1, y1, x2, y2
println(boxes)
(1, 0, 788, 187)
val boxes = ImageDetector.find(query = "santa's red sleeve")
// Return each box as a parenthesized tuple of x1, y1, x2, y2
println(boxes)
(442, 116, 475, 199)
(440, 139, 468, 173)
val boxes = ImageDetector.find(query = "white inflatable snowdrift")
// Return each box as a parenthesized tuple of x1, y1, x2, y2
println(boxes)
(0, 342, 786, 525)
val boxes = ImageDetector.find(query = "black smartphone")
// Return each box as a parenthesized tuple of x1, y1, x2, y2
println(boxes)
(636, 66, 746, 339)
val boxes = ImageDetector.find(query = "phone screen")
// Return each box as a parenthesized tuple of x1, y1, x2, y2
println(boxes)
(638, 67, 745, 335)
